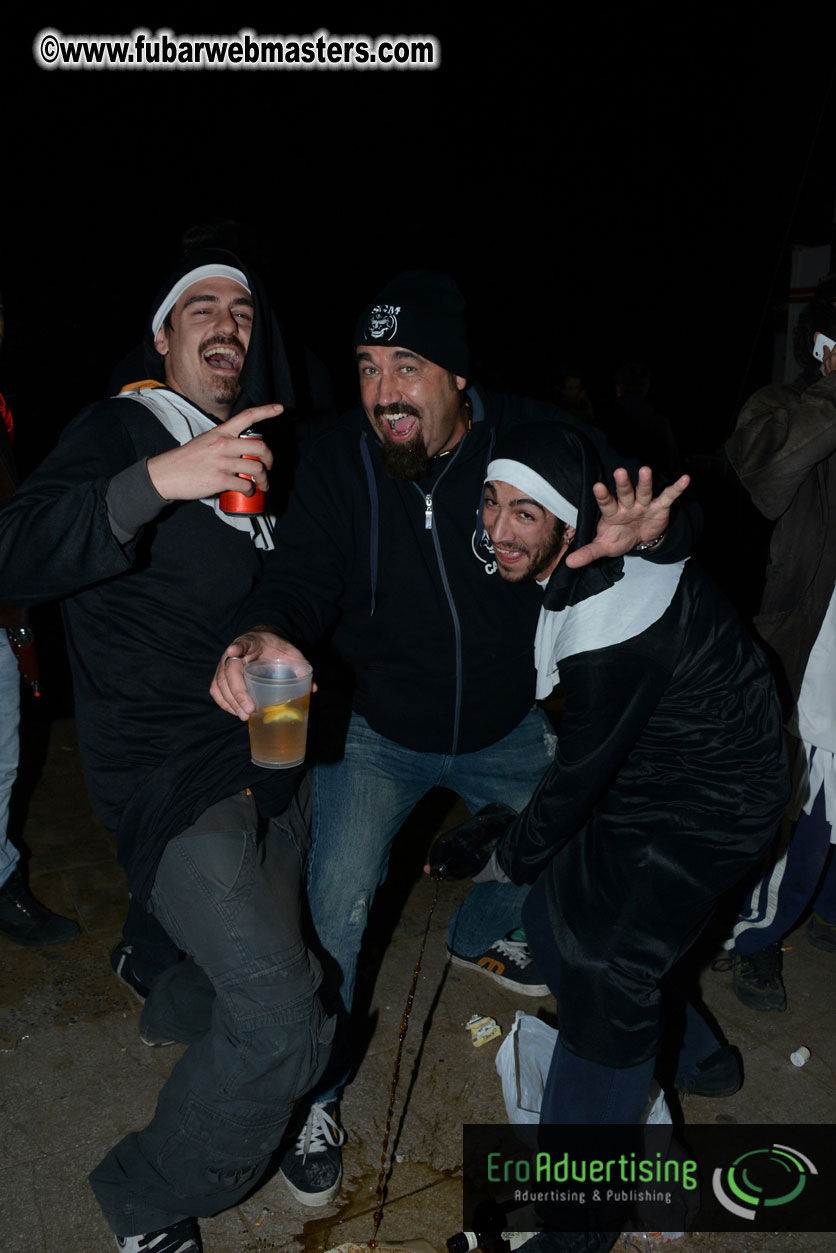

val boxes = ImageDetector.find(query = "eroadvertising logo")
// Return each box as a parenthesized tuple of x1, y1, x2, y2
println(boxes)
(463, 1124, 836, 1234)
(712, 1143, 817, 1220)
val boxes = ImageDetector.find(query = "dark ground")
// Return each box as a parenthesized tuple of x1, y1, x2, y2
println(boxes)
(0, 712, 834, 1252)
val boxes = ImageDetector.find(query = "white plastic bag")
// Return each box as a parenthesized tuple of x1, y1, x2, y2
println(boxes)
(495, 1010, 554, 1123)
(495, 1010, 672, 1125)
(494, 1012, 683, 1242)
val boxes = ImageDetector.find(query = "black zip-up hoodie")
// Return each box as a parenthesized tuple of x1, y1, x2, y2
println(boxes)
(238, 385, 699, 755)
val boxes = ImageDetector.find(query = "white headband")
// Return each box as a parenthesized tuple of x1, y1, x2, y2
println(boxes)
(486, 458, 578, 527)
(151, 265, 251, 337)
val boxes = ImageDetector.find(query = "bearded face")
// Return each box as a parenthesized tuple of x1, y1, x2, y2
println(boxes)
(357, 345, 468, 481)
(375, 411, 432, 481)
(482, 480, 572, 582)
(154, 276, 253, 419)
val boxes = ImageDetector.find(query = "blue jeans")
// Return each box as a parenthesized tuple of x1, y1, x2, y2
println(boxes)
(89, 792, 331, 1236)
(0, 635, 21, 888)
(307, 708, 556, 1102)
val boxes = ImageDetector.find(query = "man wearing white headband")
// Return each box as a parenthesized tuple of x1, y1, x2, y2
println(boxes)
(0, 250, 324, 1253)
(474, 424, 789, 1251)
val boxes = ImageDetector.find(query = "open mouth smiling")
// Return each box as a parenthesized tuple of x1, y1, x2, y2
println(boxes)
(375, 405, 420, 441)
(201, 339, 243, 372)
(493, 544, 526, 565)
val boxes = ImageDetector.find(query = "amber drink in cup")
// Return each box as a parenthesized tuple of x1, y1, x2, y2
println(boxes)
(242, 660, 313, 768)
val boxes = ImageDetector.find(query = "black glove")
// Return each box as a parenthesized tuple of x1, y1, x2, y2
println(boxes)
(428, 802, 518, 880)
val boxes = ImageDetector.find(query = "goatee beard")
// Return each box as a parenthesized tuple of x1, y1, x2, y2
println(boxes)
(213, 378, 242, 406)
(380, 434, 431, 481)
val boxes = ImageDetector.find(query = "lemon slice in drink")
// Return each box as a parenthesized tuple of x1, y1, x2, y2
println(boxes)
(262, 704, 304, 724)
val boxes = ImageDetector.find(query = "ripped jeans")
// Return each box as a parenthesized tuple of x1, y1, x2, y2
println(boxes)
(90, 792, 331, 1237)
(307, 708, 556, 1104)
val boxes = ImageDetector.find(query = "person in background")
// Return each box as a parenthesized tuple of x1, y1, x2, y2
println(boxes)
(556, 370, 594, 424)
(0, 287, 79, 947)
(722, 273, 836, 1011)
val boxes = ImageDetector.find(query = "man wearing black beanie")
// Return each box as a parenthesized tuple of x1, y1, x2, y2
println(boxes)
(212, 270, 695, 1207)
(351, 270, 470, 482)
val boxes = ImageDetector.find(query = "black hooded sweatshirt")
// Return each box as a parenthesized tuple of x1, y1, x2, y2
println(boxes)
(0, 250, 297, 903)
(236, 387, 701, 755)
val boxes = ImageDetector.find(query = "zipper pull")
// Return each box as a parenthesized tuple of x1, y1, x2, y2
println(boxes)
(424, 495, 433, 530)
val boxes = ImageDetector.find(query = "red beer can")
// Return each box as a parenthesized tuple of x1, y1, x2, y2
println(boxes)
(220, 429, 264, 515)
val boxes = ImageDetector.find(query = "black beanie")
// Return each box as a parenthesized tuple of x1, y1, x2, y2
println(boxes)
(354, 270, 469, 379)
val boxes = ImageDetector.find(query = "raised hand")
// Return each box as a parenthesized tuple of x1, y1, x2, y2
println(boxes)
(565, 466, 690, 568)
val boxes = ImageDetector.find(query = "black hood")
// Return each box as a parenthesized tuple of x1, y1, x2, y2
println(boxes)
(487, 421, 625, 611)
(143, 247, 295, 416)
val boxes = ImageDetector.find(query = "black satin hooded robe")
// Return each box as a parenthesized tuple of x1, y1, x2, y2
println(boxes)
(493, 424, 789, 1067)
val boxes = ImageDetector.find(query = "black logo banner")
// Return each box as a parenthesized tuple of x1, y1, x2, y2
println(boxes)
(462, 1123, 836, 1234)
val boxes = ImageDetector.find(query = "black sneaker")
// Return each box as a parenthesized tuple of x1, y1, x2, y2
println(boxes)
(0, 869, 80, 946)
(732, 942, 787, 1013)
(110, 940, 150, 1003)
(279, 1101, 345, 1206)
(807, 912, 836, 953)
(677, 1044, 742, 1097)
(448, 932, 549, 997)
(115, 1216, 201, 1251)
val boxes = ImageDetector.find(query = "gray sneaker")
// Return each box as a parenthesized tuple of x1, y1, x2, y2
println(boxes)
(448, 933, 549, 997)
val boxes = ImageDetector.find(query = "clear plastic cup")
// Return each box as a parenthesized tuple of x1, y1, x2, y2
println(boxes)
(242, 659, 313, 769)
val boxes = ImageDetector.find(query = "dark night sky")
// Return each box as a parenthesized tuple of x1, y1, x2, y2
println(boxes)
(4, 6, 836, 463)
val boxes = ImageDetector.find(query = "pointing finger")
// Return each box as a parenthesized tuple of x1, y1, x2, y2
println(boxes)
(224, 405, 283, 433)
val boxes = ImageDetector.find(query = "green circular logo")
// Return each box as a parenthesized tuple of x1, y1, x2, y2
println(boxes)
(712, 1143, 817, 1220)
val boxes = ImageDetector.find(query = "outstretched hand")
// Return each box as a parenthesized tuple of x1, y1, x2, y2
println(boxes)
(565, 466, 690, 568)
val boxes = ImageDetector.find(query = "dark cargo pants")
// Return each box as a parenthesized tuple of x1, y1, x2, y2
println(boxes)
(90, 791, 331, 1236)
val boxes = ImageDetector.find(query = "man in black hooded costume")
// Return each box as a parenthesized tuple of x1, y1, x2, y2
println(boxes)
(481, 422, 789, 1118)
(0, 250, 330, 1252)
